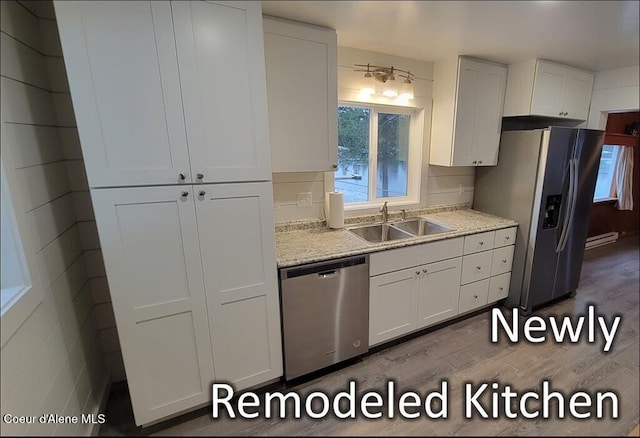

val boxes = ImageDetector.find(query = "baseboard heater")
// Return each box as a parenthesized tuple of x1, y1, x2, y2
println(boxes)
(585, 232, 619, 250)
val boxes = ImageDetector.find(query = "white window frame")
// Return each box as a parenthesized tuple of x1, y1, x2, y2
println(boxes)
(334, 101, 423, 210)
(593, 144, 622, 202)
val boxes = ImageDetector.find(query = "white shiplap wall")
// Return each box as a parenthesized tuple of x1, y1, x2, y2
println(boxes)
(0, 1, 111, 434)
(272, 45, 474, 223)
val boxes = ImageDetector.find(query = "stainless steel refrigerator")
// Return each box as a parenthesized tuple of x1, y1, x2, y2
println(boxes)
(474, 127, 605, 314)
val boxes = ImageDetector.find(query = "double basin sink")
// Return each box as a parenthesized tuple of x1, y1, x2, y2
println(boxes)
(347, 218, 453, 243)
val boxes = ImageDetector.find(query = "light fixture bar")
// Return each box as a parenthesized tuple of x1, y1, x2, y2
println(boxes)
(354, 63, 414, 99)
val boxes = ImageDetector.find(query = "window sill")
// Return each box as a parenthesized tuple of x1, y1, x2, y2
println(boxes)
(593, 197, 618, 204)
(343, 199, 421, 212)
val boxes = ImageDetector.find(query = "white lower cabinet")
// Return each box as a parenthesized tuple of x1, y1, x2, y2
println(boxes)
(91, 183, 282, 425)
(461, 251, 493, 284)
(418, 258, 462, 328)
(368, 227, 516, 347)
(195, 182, 282, 389)
(369, 268, 420, 346)
(459, 279, 490, 314)
(489, 272, 511, 302)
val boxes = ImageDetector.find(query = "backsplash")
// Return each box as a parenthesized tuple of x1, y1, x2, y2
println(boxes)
(272, 168, 475, 224)
(274, 202, 471, 232)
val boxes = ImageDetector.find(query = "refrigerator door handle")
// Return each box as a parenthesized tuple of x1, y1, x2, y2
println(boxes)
(557, 158, 578, 253)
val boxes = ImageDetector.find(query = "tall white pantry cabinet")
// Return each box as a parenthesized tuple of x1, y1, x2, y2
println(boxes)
(54, 0, 282, 426)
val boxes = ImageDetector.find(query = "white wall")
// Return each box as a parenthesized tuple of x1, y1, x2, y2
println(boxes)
(272, 46, 474, 223)
(0, 1, 111, 434)
(587, 65, 640, 129)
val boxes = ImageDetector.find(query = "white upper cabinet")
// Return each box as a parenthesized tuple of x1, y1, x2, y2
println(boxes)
(503, 59, 594, 121)
(54, 1, 190, 187)
(174, 1, 271, 183)
(55, 0, 271, 187)
(263, 16, 338, 172)
(430, 56, 507, 167)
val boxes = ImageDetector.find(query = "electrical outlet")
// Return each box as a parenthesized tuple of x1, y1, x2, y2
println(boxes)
(297, 192, 312, 208)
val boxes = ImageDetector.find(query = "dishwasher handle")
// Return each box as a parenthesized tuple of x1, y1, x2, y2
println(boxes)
(318, 270, 340, 278)
(281, 256, 368, 280)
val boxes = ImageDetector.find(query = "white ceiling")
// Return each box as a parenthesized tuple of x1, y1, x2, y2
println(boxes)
(261, 1, 640, 72)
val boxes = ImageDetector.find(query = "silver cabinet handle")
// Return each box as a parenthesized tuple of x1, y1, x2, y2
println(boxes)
(559, 111, 563, 116)
(180, 191, 189, 198)
(331, 164, 337, 169)
(502, 259, 507, 263)
(422, 269, 428, 274)
(505, 236, 510, 240)
(473, 295, 478, 299)
(564, 111, 569, 116)
(196, 173, 204, 180)
(415, 271, 421, 276)
(472, 160, 477, 164)
(476, 266, 481, 270)
(479, 241, 484, 246)
(198, 190, 206, 197)
(478, 160, 482, 164)
(499, 287, 504, 291)
(179, 173, 186, 180)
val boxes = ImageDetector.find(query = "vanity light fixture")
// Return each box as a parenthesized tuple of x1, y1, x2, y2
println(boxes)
(354, 63, 414, 99)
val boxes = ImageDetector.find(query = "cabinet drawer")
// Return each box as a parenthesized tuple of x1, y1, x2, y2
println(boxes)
(494, 227, 516, 248)
(370, 245, 421, 276)
(463, 231, 495, 255)
(459, 279, 490, 313)
(491, 245, 514, 276)
(461, 251, 492, 285)
(488, 272, 511, 302)
(420, 237, 464, 265)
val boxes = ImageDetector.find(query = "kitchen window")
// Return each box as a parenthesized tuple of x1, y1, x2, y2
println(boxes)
(0, 162, 32, 316)
(593, 145, 622, 201)
(334, 103, 422, 207)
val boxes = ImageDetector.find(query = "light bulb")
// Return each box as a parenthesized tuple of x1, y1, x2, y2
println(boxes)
(382, 79, 398, 97)
(399, 78, 414, 100)
(361, 72, 375, 96)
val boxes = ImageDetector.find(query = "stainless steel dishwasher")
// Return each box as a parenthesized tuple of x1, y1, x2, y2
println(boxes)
(280, 255, 369, 380)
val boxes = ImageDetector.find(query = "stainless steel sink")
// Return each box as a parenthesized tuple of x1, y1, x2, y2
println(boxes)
(347, 223, 413, 243)
(390, 218, 453, 236)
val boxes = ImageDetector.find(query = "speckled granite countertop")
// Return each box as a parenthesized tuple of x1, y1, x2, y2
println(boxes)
(276, 208, 518, 268)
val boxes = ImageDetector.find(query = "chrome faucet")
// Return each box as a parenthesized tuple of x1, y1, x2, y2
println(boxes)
(400, 209, 407, 221)
(380, 201, 389, 223)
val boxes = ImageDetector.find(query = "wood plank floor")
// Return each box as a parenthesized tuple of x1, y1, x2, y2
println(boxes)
(99, 236, 639, 436)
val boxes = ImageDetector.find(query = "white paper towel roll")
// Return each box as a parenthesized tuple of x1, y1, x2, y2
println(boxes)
(327, 192, 344, 229)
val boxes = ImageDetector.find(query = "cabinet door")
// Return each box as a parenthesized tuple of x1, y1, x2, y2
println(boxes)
(562, 69, 594, 120)
(264, 18, 338, 172)
(91, 186, 214, 426)
(369, 268, 419, 346)
(452, 58, 506, 167)
(417, 258, 462, 329)
(530, 61, 565, 117)
(54, 1, 190, 188)
(173, 1, 271, 183)
(473, 62, 507, 166)
(194, 182, 282, 389)
(451, 59, 480, 166)
(459, 279, 490, 314)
